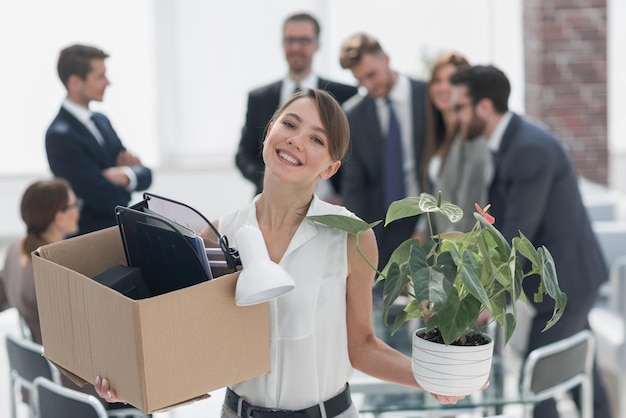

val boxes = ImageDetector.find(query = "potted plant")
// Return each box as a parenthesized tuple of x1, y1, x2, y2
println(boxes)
(308, 192, 567, 396)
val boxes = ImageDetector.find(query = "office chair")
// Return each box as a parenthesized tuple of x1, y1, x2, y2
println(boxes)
(5, 333, 61, 418)
(33, 376, 108, 418)
(520, 329, 595, 418)
(17, 314, 33, 341)
(0, 308, 21, 418)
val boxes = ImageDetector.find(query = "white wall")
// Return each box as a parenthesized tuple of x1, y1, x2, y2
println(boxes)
(0, 0, 157, 176)
(3, 0, 624, 238)
(0, 0, 524, 176)
(151, 0, 524, 166)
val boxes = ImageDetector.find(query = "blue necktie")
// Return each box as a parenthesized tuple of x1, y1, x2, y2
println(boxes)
(384, 97, 405, 208)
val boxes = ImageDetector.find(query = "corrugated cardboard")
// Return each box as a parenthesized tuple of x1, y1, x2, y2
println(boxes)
(32, 227, 270, 413)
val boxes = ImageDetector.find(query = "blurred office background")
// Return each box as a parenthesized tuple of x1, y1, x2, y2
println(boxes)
(3, 0, 623, 238)
(2, 1, 626, 416)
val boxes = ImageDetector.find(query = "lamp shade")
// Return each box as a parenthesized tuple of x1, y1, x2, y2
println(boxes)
(234, 225, 295, 306)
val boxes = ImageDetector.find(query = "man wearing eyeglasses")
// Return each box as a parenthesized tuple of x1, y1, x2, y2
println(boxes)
(450, 64, 611, 418)
(235, 12, 357, 201)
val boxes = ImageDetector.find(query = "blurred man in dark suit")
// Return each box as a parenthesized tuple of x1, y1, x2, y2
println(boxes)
(339, 33, 428, 354)
(451, 64, 611, 418)
(46, 44, 152, 236)
(339, 33, 428, 289)
(236, 12, 357, 202)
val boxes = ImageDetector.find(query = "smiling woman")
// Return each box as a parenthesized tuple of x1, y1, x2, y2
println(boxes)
(94, 89, 471, 416)
(217, 89, 468, 415)
(261, 90, 346, 192)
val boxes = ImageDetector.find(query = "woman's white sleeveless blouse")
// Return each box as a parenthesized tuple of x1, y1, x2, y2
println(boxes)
(218, 195, 353, 411)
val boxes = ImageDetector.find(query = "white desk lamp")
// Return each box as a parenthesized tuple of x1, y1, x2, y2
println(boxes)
(234, 225, 295, 306)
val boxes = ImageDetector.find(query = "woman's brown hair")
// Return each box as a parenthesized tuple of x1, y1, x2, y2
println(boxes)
(421, 52, 470, 190)
(21, 178, 72, 254)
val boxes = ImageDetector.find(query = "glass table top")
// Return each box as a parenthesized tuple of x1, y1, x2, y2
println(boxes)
(349, 356, 535, 416)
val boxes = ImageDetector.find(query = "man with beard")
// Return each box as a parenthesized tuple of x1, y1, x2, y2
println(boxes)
(338, 33, 428, 353)
(339, 34, 427, 290)
(450, 64, 611, 418)
(235, 12, 357, 200)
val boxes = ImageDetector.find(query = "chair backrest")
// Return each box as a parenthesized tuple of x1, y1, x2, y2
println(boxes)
(0, 308, 21, 418)
(608, 255, 626, 315)
(593, 221, 626, 270)
(5, 333, 61, 418)
(5, 333, 60, 385)
(520, 329, 595, 418)
(18, 314, 33, 341)
(33, 376, 107, 418)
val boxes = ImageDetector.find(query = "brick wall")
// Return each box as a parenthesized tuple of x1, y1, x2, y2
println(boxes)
(524, 0, 608, 184)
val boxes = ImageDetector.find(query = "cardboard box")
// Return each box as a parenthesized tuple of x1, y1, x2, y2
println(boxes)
(32, 227, 270, 413)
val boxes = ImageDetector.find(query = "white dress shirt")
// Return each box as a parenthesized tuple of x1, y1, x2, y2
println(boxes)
(485, 110, 513, 185)
(62, 98, 104, 146)
(280, 73, 319, 105)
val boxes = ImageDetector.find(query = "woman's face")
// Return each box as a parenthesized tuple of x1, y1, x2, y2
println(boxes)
(429, 63, 459, 113)
(57, 190, 81, 236)
(262, 97, 340, 187)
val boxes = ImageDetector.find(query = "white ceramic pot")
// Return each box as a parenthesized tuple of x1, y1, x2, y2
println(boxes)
(411, 328, 494, 396)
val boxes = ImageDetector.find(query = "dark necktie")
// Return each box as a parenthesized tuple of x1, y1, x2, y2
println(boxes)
(90, 115, 106, 146)
(293, 84, 301, 95)
(384, 97, 405, 208)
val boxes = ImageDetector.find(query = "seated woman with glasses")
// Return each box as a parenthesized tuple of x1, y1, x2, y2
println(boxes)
(0, 177, 81, 343)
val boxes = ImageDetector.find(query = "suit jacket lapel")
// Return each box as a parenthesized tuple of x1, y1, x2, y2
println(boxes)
(269, 81, 282, 109)
(91, 113, 119, 157)
(59, 108, 110, 166)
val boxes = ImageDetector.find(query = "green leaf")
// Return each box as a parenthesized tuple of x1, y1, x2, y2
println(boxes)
(411, 250, 456, 313)
(537, 247, 567, 332)
(434, 288, 482, 345)
(486, 283, 507, 322)
(475, 212, 511, 259)
(390, 307, 409, 335)
(513, 234, 540, 268)
(385, 197, 424, 226)
(459, 251, 492, 312)
(379, 238, 423, 280)
(381, 262, 409, 325)
(437, 231, 465, 240)
(307, 214, 380, 235)
(448, 244, 461, 267)
(502, 312, 516, 345)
